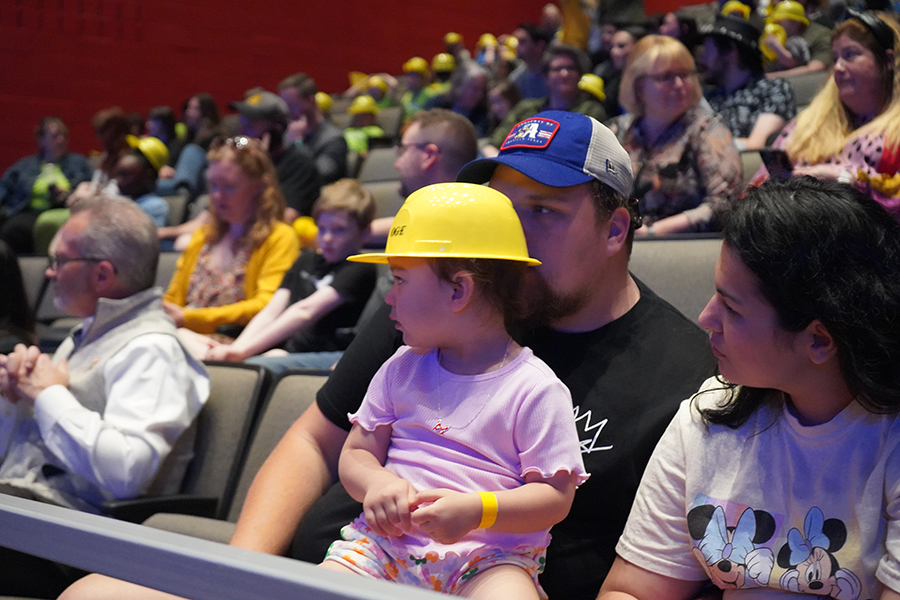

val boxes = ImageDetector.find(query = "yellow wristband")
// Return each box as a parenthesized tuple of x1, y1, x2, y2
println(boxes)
(478, 492, 498, 529)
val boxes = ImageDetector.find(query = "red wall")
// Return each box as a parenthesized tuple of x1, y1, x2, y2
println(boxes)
(0, 0, 686, 171)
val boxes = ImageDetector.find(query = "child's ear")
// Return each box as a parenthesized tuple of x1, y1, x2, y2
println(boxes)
(448, 270, 476, 312)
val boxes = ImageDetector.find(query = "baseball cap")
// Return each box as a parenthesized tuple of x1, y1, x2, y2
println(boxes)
(126, 135, 169, 172)
(229, 91, 289, 125)
(457, 110, 633, 196)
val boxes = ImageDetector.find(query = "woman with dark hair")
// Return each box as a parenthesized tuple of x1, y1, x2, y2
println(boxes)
(181, 93, 221, 151)
(599, 176, 900, 599)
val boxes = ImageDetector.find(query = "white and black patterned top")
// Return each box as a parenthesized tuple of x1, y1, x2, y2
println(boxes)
(706, 76, 796, 139)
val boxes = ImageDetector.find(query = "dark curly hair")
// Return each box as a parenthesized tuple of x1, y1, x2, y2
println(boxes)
(700, 176, 900, 427)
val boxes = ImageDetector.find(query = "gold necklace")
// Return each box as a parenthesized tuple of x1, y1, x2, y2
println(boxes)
(433, 338, 512, 436)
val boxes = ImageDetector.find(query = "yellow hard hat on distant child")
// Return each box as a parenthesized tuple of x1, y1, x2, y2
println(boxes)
(761, 23, 788, 60)
(721, 0, 751, 20)
(769, 1, 809, 26)
(367, 75, 389, 93)
(348, 71, 369, 87)
(432, 52, 457, 73)
(578, 74, 607, 102)
(444, 32, 462, 45)
(347, 183, 540, 265)
(126, 135, 169, 172)
(349, 95, 381, 115)
(478, 33, 499, 48)
(403, 57, 430, 77)
(315, 92, 333, 114)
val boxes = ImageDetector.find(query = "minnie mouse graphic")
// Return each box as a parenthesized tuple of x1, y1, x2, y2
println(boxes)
(777, 507, 864, 600)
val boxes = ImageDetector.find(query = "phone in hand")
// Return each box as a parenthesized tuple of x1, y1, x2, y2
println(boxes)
(759, 148, 793, 180)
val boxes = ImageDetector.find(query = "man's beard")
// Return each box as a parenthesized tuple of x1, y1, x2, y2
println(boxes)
(517, 268, 589, 328)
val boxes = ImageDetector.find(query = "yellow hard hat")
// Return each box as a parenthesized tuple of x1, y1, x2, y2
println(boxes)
(478, 33, 499, 48)
(348, 95, 380, 115)
(721, 0, 751, 20)
(348, 71, 369, 87)
(315, 92, 333, 114)
(347, 183, 540, 265)
(403, 56, 430, 77)
(504, 36, 519, 51)
(579, 74, 607, 102)
(444, 31, 462, 45)
(432, 52, 457, 73)
(292, 216, 318, 248)
(367, 75, 389, 93)
(126, 135, 169, 172)
(761, 23, 788, 60)
(769, 1, 809, 26)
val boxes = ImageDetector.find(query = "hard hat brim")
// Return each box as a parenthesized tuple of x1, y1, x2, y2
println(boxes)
(347, 251, 540, 266)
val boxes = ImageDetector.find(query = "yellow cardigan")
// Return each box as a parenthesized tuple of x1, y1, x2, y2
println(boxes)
(164, 222, 300, 334)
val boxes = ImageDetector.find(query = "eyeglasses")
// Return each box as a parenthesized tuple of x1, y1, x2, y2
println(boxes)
(47, 255, 111, 271)
(644, 70, 697, 84)
(395, 141, 438, 155)
(548, 64, 579, 74)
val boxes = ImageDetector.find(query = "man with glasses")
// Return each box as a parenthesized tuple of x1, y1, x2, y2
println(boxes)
(367, 108, 478, 244)
(483, 44, 607, 157)
(0, 196, 208, 579)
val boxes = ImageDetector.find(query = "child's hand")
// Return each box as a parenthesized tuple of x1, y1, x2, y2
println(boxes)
(410, 489, 482, 544)
(363, 475, 418, 538)
(205, 343, 245, 362)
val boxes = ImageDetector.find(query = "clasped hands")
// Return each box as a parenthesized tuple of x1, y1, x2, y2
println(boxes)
(363, 475, 484, 544)
(0, 344, 69, 404)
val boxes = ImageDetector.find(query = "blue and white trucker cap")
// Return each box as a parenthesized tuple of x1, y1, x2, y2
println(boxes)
(457, 110, 633, 197)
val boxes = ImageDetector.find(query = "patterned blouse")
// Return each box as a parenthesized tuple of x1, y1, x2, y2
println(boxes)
(607, 105, 743, 231)
(706, 76, 796, 139)
(186, 239, 252, 310)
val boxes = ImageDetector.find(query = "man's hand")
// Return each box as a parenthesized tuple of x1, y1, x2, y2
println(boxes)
(363, 475, 418, 538)
(205, 343, 247, 362)
(9, 348, 69, 404)
(410, 489, 482, 544)
(285, 117, 310, 146)
(162, 301, 185, 327)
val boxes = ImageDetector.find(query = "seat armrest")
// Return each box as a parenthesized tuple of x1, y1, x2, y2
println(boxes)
(102, 495, 219, 524)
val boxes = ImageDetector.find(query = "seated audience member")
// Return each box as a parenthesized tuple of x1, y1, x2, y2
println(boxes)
(593, 27, 642, 117)
(484, 44, 607, 157)
(657, 11, 699, 50)
(474, 32, 499, 67)
(763, 0, 812, 73)
(343, 96, 386, 156)
(487, 80, 522, 131)
(598, 176, 900, 600)
(756, 10, 900, 217)
(199, 179, 377, 373)
(162, 136, 299, 336)
(319, 183, 588, 598)
(279, 73, 348, 185)
(509, 23, 554, 100)
(444, 31, 472, 64)
(427, 53, 456, 96)
(764, 0, 832, 77)
(229, 91, 320, 221)
(145, 106, 185, 174)
(0, 117, 92, 254)
(115, 136, 170, 227)
(0, 195, 209, 597)
(608, 35, 742, 235)
(180, 93, 221, 151)
(399, 57, 434, 121)
(67, 107, 132, 203)
(425, 62, 492, 136)
(0, 240, 36, 353)
(61, 110, 715, 600)
(699, 15, 796, 150)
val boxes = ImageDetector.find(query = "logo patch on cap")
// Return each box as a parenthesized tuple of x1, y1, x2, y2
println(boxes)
(500, 117, 559, 151)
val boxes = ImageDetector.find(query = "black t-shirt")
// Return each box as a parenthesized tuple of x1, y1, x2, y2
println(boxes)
(279, 249, 377, 353)
(295, 279, 716, 600)
(274, 144, 320, 216)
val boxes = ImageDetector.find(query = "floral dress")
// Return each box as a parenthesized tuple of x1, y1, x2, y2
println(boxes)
(607, 105, 742, 231)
